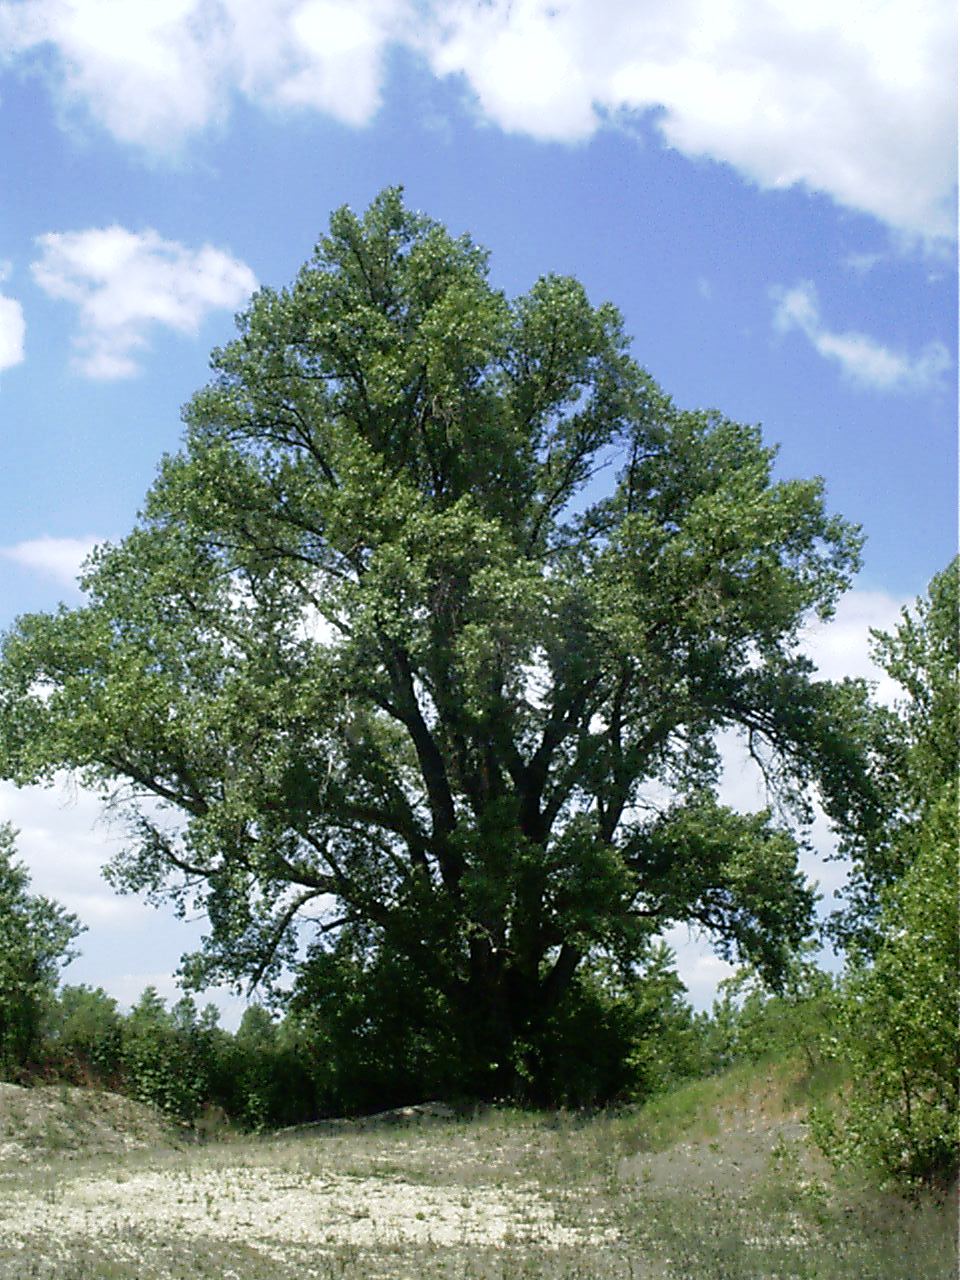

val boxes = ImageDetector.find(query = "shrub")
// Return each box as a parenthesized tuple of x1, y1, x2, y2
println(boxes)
(815, 788, 959, 1191)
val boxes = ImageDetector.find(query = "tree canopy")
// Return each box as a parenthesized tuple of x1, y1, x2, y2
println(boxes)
(0, 189, 870, 1100)
(834, 555, 959, 950)
(820, 559, 959, 1189)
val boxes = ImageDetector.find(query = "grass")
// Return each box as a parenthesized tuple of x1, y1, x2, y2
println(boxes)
(0, 1059, 955, 1279)
(617, 1053, 848, 1155)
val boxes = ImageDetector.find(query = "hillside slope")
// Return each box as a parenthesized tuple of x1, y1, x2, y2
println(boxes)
(0, 1082, 177, 1163)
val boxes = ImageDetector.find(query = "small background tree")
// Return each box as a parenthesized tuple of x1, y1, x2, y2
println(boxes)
(0, 823, 82, 1078)
(47, 984, 124, 1085)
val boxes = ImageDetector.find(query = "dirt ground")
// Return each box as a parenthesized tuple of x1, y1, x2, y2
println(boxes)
(0, 1081, 954, 1280)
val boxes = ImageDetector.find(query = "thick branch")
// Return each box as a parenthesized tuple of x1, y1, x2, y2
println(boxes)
(380, 644, 464, 891)
(246, 889, 331, 992)
(518, 672, 605, 842)
(539, 942, 582, 1011)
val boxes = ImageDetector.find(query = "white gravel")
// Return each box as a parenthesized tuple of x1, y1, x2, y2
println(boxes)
(1, 1164, 605, 1249)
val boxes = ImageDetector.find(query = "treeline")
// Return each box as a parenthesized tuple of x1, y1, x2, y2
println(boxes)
(0, 944, 863, 1129)
(0, 898, 837, 1133)
(7, 951, 721, 1128)
(1, 859, 956, 1194)
(34, 986, 319, 1131)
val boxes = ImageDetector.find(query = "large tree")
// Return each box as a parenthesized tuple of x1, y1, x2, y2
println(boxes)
(0, 190, 869, 1100)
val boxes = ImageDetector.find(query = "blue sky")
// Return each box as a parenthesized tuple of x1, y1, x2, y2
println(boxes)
(0, 0, 956, 1021)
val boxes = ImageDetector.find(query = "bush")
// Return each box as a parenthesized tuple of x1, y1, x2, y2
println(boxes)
(815, 562, 959, 1192)
(289, 937, 462, 1114)
(120, 988, 211, 1121)
(701, 958, 839, 1076)
(815, 788, 959, 1191)
(219, 1005, 318, 1129)
(520, 946, 709, 1108)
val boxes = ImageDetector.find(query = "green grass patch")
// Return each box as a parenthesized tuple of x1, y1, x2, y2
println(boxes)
(619, 1051, 831, 1155)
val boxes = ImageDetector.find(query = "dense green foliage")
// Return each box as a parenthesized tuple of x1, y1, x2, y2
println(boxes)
(817, 561, 959, 1191)
(33, 960, 831, 1128)
(44, 984, 320, 1127)
(0, 190, 874, 1102)
(289, 938, 708, 1111)
(0, 824, 81, 1073)
(50, 982, 124, 1082)
(701, 956, 838, 1075)
(821, 800, 958, 1189)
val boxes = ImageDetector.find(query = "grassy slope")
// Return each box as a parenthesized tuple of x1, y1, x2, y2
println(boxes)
(0, 1055, 955, 1279)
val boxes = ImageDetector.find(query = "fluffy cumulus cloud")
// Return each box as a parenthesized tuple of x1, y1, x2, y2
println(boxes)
(0, 0, 226, 149)
(0, 534, 101, 586)
(771, 280, 952, 391)
(233, 0, 411, 124)
(0, 0, 411, 146)
(425, 0, 956, 244)
(30, 225, 256, 378)
(0, 0, 954, 242)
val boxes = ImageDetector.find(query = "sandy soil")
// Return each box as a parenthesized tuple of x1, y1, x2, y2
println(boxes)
(0, 1082, 175, 1163)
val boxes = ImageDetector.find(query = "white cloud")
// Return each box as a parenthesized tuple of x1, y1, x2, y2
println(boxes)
(30, 226, 256, 378)
(0, 777, 134, 924)
(0, 285, 25, 371)
(664, 925, 737, 1010)
(0, 1, 953, 243)
(1, 534, 101, 587)
(771, 280, 951, 391)
(843, 250, 886, 276)
(427, 0, 596, 141)
(258, 0, 408, 124)
(0, 0, 411, 148)
(801, 587, 907, 706)
(425, 0, 956, 245)
(0, 778, 245, 1026)
(0, 0, 228, 150)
